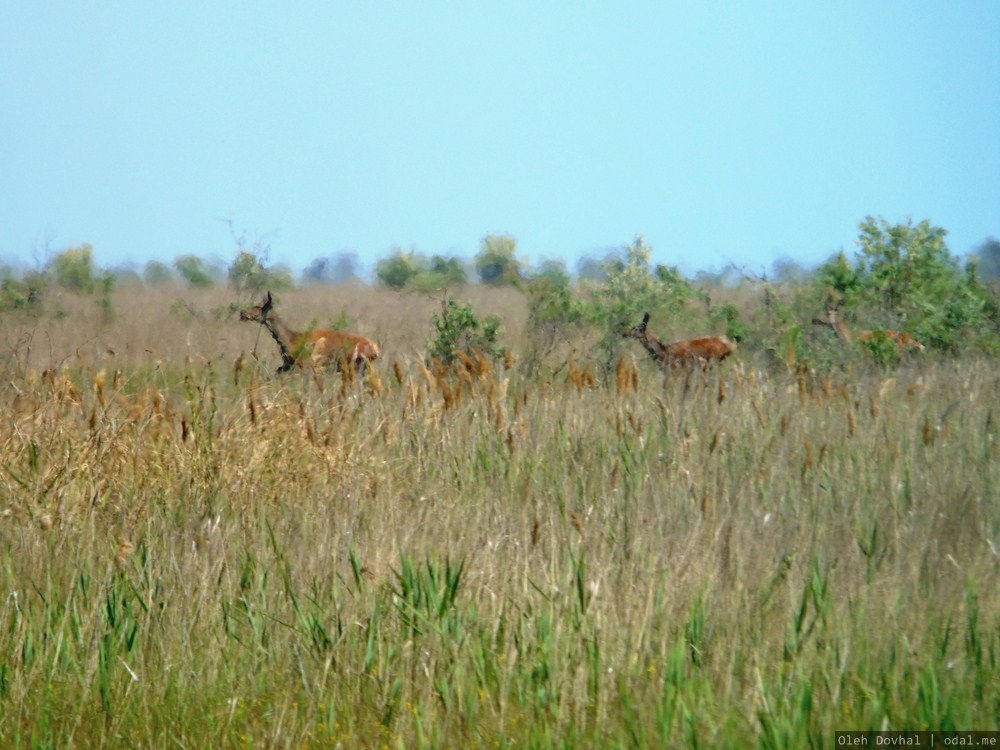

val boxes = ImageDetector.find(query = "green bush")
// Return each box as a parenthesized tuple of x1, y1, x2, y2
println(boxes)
(427, 298, 504, 364)
(813, 217, 1000, 353)
(584, 234, 693, 370)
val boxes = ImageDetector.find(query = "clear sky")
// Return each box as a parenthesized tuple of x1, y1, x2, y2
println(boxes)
(2, 2, 998, 278)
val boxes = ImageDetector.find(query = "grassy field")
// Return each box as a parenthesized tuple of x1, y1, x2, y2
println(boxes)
(1, 284, 997, 748)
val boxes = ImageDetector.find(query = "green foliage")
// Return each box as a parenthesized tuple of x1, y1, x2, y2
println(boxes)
(474, 234, 521, 286)
(812, 217, 999, 354)
(521, 261, 586, 373)
(814, 251, 862, 303)
(430, 255, 468, 286)
(143, 260, 173, 286)
(427, 298, 504, 363)
(584, 234, 693, 369)
(228, 251, 293, 294)
(50, 244, 98, 293)
(713, 303, 748, 343)
(855, 216, 955, 316)
(376, 250, 420, 289)
(376, 250, 467, 291)
(406, 255, 469, 292)
(0, 267, 45, 313)
(174, 255, 214, 288)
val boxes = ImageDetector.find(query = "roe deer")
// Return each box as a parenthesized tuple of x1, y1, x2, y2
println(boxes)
(812, 307, 925, 352)
(623, 312, 736, 369)
(240, 291, 380, 374)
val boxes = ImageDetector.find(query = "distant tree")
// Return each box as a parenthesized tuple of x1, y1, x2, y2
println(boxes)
(375, 250, 466, 290)
(228, 251, 293, 293)
(428, 255, 468, 286)
(475, 234, 521, 286)
(303, 253, 361, 284)
(771, 256, 811, 284)
(976, 237, 1000, 282)
(576, 255, 609, 282)
(110, 265, 143, 286)
(174, 255, 214, 287)
(50, 243, 97, 293)
(376, 250, 421, 289)
(143, 260, 173, 285)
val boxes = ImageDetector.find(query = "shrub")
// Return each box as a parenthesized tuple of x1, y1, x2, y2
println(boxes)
(427, 298, 504, 364)
(584, 234, 693, 371)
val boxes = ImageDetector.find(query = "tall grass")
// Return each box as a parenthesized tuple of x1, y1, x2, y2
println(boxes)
(0, 285, 997, 747)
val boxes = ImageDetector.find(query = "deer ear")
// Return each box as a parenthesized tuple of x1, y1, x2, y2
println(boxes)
(642, 312, 651, 325)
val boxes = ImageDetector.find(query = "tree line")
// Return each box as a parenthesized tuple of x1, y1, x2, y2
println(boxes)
(3, 218, 999, 363)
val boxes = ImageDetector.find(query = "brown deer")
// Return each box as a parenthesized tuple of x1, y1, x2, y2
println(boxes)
(240, 291, 380, 374)
(812, 307, 925, 352)
(623, 312, 736, 369)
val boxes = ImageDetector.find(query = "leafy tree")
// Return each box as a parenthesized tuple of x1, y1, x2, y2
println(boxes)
(475, 234, 521, 286)
(376, 250, 421, 289)
(576, 254, 612, 282)
(174, 255, 214, 288)
(811, 217, 998, 353)
(303, 253, 361, 284)
(975, 237, 1000, 282)
(855, 216, 955, 317)
(771, 256, 811, 284)
(814, 251, 862, 304)
(376, 250, 467, 291)
(429, 255, 468, 286)
(228, 251, 293, 294)
(50, 244, 97, 293)
(143, 260, 173, 285)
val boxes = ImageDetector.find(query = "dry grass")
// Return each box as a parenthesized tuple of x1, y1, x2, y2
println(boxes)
(0, 284, 997, 747)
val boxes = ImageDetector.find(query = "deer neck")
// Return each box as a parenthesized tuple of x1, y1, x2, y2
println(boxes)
(263, 313, 300, 363)
(637, 331, 668, 363)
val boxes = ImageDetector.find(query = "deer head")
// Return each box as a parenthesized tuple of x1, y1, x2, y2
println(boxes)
(240, 291, 274, 324)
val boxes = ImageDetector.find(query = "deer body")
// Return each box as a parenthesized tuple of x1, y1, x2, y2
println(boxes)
(812, 308, 925, 352)
(623, 312, 735, 369)
(240, 292, 380, 374)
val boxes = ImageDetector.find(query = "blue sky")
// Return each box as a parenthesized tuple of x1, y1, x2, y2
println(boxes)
(2, 2, 998, 278)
